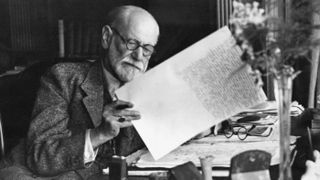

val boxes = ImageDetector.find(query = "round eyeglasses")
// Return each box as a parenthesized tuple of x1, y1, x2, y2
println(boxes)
(224, 124, 273, 140)
(110, 27, 156, 57)
(224, 124, 248, 140)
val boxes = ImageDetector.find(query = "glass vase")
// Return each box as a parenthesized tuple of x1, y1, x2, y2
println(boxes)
(273, 67, 296, 180)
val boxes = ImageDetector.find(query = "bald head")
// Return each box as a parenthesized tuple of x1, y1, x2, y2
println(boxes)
(106, 5, 159, 40)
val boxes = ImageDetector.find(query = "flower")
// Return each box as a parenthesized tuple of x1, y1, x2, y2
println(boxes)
(229, 0, 320, 86)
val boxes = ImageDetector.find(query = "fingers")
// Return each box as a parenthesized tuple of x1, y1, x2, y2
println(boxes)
(113, 100, 134, 109)
(95, 99, 140, 143)
(104, 99, 136, 112)
(102, 99, 141, 127)
(108, 119, 134, 128)
(115, 109, 141, 120)
(103, 100, 132, 111)
(103, 100, 134, 113)
(118, 120, 133, 128)
(115, 112, 140, 128)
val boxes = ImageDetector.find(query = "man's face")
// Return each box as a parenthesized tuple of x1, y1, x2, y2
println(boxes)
(103, 20, 159, 83)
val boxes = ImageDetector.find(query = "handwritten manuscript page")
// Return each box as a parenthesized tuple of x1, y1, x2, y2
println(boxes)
(116, 26, 267, 160)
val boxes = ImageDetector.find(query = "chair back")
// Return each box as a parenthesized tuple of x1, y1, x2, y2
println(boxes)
(169, 161, 202, 180)
(0, 59, 93, 154)
(0, 61, 55, 153)
(230, 150, 271, 180)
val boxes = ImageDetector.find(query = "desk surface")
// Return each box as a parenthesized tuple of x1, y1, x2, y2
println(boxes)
(118, 113, 307, 180)
(128, 116, 286, 169)
(92, 165, 283, 180)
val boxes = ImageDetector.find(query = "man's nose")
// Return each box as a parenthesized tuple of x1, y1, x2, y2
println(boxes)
(131, 46, 144, 61)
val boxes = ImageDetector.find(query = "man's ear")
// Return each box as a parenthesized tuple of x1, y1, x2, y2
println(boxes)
(101, 25, 112, 49)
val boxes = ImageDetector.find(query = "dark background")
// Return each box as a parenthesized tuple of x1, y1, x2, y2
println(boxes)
(0, 0, 220, 69)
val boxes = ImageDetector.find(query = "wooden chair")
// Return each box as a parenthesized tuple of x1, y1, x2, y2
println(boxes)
(230, 150, 271, 180)
(0, 59, 94, 157)
(0, 61, 54, 155)
(169, 161, 202, 180)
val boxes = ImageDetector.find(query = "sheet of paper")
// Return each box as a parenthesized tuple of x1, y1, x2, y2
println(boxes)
(132, 140, 280, 168)
(116, 26, 267, 160)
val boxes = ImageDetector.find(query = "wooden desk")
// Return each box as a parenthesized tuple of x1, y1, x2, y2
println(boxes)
(90, 165, 281, 180)
(91, 114, 310, 180)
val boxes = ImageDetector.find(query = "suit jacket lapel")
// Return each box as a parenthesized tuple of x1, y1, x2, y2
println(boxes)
(81, 61, 104, 128)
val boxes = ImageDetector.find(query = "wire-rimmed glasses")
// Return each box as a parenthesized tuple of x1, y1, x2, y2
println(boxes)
(110, 27, 155, 57)
(223, 124, 273, 140)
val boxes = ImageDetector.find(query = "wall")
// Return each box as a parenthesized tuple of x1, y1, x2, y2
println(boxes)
(0, 0, 219, 68)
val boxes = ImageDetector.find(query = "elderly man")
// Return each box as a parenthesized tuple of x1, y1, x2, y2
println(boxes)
(0, 5, 159, 179)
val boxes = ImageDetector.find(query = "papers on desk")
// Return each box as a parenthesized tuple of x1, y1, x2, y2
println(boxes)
(116, 26, 267, 160)
(130, 140, 281, 168)
(132, 141, 279, 168)
(237, 100, 304, 116)
(128, 115, 298, 169)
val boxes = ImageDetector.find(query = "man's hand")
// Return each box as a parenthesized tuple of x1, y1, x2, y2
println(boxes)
(91, 100, 141, 148)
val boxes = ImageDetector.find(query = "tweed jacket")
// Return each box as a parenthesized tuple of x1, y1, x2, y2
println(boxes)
(23, 60, 144, 179)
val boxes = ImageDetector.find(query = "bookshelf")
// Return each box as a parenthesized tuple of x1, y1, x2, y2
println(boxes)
(62, 20, 101, 60)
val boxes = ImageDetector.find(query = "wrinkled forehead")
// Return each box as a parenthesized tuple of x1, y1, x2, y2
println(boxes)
(114, 11, 159, 45)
